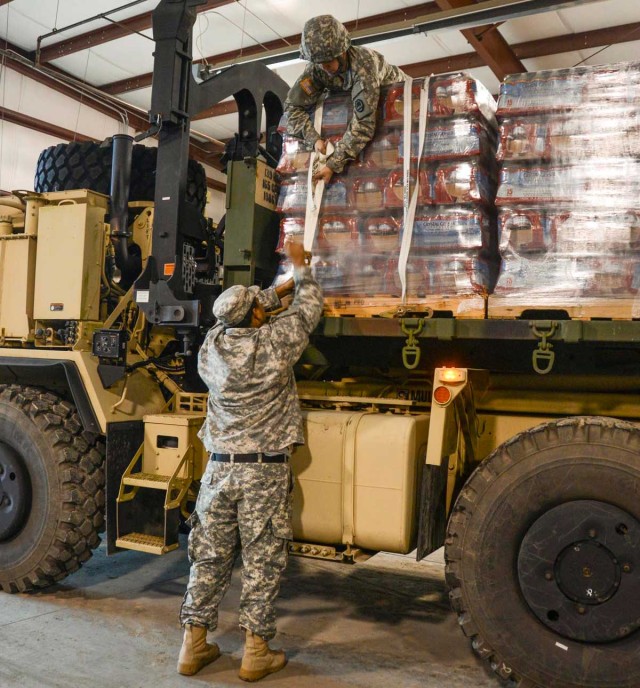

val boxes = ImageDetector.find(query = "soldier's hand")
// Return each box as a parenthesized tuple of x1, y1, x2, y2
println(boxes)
(275, 276, 295, 299)
(313, 164, 334, 184)
(284, 238, 307, 268)
(314, 139, 328, 155)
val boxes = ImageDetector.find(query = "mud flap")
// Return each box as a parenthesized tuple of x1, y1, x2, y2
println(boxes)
(416, 460, 449, 561)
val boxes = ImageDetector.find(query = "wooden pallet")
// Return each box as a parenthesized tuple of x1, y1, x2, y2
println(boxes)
(323, 295, 487, 318)
(489, 297, 640, 320)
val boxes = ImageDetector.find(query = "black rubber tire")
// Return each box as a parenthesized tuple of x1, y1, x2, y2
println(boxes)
(35, 141, 111, 196)
(445, 416, 640, 688)
(0, 385, 105, 593)
(34, 141, 208, 212)
(186, 158, 207, 212)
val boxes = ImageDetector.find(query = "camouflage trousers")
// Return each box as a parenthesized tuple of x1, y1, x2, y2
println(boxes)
(179, 460, 292, 640)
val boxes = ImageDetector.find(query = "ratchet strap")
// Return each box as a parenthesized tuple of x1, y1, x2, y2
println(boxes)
(397, 76, 431, 303)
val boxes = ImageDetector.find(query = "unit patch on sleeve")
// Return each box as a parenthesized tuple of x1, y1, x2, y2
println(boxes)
(352, 80, 373, 121)
(300, 77, 315, 96)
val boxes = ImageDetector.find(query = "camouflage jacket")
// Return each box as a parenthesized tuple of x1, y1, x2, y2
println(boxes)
(198, 268, 323, 453)
(285, 46, 406, 173)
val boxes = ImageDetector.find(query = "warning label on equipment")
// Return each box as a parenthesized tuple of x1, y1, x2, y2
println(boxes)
(255, 162, 279, 211)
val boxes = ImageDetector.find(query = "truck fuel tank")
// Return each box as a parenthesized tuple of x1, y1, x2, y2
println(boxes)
(292, 410, 430, 554)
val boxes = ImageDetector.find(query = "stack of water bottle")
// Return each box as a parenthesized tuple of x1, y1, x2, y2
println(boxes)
(276, 73, 501, 304)
(494, 61, 640, 305)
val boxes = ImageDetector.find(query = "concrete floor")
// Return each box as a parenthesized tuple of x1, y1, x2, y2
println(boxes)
(0, 539, 496, 688)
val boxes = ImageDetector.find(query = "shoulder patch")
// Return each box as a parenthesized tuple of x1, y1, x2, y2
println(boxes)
(300, 77, 315, 96)
(352, 80, 374, 121)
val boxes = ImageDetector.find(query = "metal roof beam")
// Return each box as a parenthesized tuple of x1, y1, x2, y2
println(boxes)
(206, 176, 226, 193)
(434, 0, 525, 80)
(1, 101, 227, 189)
(402, 20, 640, 76)
(0, 106, 94, 142)
(36, 0, 234, 64)
(192, 101, 237, 122)
(189, 2, 440, 69)
(206, 0, 606, 69)
(3, 43, 150, 131)
(198, 19, 640, 121)
(515, 19, 640, 58)
(101, 0, 605, 95)
(1, 43, 224, 170)
(101, 2, 441, 96)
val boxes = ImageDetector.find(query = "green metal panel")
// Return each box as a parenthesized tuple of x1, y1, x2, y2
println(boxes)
(223, 159, 280, 290)
(317, 317, 640, 344)
(311, 316, 640, 381)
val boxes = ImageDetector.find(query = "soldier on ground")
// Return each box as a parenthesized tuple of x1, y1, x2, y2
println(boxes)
(177, 240, 323, 682)
(285, 14, 407, 184)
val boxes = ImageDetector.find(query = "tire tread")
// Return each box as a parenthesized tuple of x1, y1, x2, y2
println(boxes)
(0, 384, 105, 593)
(445, 415, 640, 688)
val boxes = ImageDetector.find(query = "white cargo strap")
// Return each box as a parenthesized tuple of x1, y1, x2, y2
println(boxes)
(304, 102, 332, 252)
(397, 77, 413, 302)
(397, 77, 431, 302)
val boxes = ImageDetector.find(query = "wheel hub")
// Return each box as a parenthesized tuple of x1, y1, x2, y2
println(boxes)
(518, 500, 640, 643)
(555, 539, 620, 605)
(0, 443, 31, 542)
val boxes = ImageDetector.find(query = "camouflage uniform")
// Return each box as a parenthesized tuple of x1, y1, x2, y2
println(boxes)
(285, 15, 406, 174)
(180, 267, 323, 640)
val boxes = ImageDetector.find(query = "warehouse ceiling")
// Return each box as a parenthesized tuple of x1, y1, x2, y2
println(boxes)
(1, 0, 639, 169)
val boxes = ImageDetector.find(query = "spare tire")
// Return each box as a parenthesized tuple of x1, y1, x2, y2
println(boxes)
(34, 140, 208, 213)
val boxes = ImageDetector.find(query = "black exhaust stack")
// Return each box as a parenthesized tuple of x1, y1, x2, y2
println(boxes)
(110, 134, 141, 287)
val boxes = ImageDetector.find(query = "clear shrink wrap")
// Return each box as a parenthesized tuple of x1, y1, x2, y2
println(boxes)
(320, 94, 353, 133)
(276, 136, 311, 175)
(363, 131, 401, 168)
(277, 175, 352, 214)
(421, 118, 497, 161)
(430, 158, 497, 205)
(382, 82, 423, 125)
(499, 208, 640, 256)
(497, 62, 640, 116)
(498, 112, 640, 162)
(495, 253, 640, 300)
(276, 73, 500, 303)
(428, 73, 498, 127)
(411, 207, 493, 253)
(387, 253, 491, 298)
(494, 61, 640, 309)
(277, 251, 491, 299)
(496, 159, 640, 207)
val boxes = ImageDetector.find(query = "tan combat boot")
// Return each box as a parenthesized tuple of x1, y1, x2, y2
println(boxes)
(177, 624, 221, 675)
(238, 629, 287, 682)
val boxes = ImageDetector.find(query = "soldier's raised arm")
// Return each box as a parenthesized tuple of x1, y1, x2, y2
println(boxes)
(268, 242, 323, 367)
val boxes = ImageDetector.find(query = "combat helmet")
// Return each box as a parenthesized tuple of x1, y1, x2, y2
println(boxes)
(300, 15, 351, 63)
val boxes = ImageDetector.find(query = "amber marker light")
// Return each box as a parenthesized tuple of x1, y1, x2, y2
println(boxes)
(439, 367, 466, 384)
(433, 386, 452, 405)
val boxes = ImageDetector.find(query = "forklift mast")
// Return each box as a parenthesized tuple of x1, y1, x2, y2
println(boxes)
(133, 0, 289, 344)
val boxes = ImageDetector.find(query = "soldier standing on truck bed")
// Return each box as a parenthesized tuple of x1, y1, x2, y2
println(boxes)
(285, 14, 407, 184)
(177, 240, 323, 682)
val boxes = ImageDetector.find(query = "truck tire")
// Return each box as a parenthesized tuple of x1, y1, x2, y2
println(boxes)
(33, 141, 208, 212)
(0, 385, 105, 593)
(446, 416, 640, 688)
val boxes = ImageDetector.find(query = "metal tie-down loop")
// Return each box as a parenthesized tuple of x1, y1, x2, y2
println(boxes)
(401, 318, 424, 370)
(530, 321, 558, 375)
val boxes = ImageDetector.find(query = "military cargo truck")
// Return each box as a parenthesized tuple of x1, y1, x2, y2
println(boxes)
(0, 1, 637, 687)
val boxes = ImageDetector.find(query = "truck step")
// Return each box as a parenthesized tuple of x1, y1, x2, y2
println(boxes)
(116, 532, 179, 555)
(123, 472, 189, 490)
